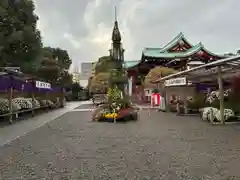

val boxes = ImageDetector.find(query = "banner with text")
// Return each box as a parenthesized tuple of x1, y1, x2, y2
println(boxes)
(165, 77, 187, 87)
(36, 81, 51, 89)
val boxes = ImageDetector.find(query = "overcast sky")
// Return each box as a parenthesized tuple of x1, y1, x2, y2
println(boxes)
(34, 0, 240, 72)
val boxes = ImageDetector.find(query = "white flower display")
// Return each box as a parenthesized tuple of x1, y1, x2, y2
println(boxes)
(46, 100, 54, 107)
(0, 98, 34, 114)
(201, 107, 219, 123)
(0, 98, 10, 114)
(12, 98, 33, 109)
(201, 107, 234, 123)
(38, 99, 47, 106)
(25, 98, 40, 108)
(215, 109, 234, 122)
(206, 89, 231, 104)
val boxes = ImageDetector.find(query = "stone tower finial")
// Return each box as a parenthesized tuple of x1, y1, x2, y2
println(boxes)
(109, 6, 124, 62)
(115, 6, 117, 21)
(112, 6, 121, 42)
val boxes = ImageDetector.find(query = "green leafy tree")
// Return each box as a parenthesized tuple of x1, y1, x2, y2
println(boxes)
(144, 67, 177, 88)
(0, 0, 42, 73)
(37, 47, 73, 86)
(42, 47, 72, 70)
(58, 71, 73, 86)
(95, 56, 116, 73)
(71, 82, 83, 100)
(89, 72, 110, 93)
(37, 54, 60, 83)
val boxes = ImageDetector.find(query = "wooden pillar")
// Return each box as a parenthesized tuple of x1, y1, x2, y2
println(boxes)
(8, 87, 13, 124)
(60, 88, 64, 108)
(217, 66, 224, 124)
(176, 100, 180, 115)
(183, 90, 188, 115)
(183, 78, 188, 115)
(31, 91, 35, 117)
(159, 83, 166, 112)
(165, 86, 170, 112)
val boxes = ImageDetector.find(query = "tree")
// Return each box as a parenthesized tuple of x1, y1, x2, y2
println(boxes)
(58, 71, 73, 87)
(0, 0, 42, 73)
(42, 47, 72, 70)
(37, 47, 73, 85)
(89, 72, 110, 93)
(37, 52, 60, 83)
(144, 67, 177, 88)
(237, 50, 240, 55)
(95, 56, 116, 73)
(71, 82, 83, 92)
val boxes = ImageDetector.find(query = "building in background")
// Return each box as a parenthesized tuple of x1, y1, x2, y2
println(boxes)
(79, 62, 96, 88)
(81, 62, 94, 80)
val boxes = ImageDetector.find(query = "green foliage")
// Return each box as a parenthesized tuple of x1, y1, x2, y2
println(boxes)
(58, 71, 73, 87)
(42, 47, 72, 70)
(37, 47, 73, 85)
(37, 54, 60, 83)
(89, 72, 110, 93)
(0, 0, 42, 73)
(70, 82, 83, 100)
(95, 56, 113, 73)
(0, 0, 74, 87)
(116, 98, 131, 109)
(106, 86, 131, 111)
(187, 93, 206, 109)
(144, 67, 177, 88)
(107, 85, 122, 103)
(71, 82, 83, 92)
(92, 54, 127, 92)
(109, 69, 128, 86)
(152, 89, 159, 93)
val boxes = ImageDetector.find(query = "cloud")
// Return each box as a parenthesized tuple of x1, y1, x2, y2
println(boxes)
(34, 0, 240, 72)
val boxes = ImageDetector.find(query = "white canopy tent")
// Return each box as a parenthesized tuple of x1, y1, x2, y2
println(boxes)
(154, 55, 240, 123)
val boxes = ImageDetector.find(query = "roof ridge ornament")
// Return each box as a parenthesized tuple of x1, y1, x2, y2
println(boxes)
(179, 32, 184, 37)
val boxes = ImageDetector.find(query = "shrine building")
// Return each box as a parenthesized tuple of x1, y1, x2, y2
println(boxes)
(124, 32, 225, 96)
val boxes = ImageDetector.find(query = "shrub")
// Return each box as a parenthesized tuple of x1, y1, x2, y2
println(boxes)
(187, 93, 206, 109)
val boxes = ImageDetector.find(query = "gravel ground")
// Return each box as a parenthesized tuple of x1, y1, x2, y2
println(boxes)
(1, 107, 240, 179)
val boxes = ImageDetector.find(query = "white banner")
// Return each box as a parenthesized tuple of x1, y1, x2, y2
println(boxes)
(128, 76, 132, 96)
(36, 81, 51, 89)
(165, 77, 187, 87)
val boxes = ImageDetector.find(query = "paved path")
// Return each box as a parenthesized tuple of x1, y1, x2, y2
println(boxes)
(0, 101, 92, 146)
(1, 105, 240, 179)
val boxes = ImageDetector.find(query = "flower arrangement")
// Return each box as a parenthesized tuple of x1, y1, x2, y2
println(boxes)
(92, 85, 136, 122)
(201, 107, 234, 123)
(104, 112, 118, 119)
(199, 88, 235, 123)
(0, 97, 57, 115)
